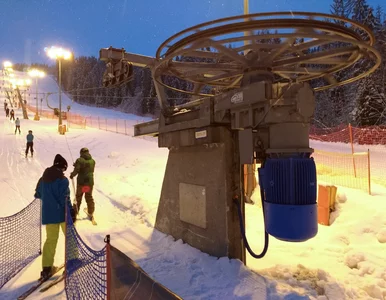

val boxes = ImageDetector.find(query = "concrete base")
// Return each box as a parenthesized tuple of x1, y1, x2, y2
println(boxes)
(155, 126, 245, 262)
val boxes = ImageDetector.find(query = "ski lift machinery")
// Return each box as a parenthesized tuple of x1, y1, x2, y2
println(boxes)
(100, 12, 381, 263)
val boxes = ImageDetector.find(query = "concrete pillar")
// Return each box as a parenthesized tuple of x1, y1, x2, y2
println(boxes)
(155, 126, 245, 262)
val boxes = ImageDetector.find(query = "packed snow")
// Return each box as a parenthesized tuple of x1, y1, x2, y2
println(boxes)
(0, 71, 386, 299)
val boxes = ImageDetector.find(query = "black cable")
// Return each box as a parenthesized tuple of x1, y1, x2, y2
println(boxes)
(233, 177, 269, 259)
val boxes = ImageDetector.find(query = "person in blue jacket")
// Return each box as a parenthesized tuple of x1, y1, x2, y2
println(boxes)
(25, 130, 34, 157)
(34, 154, 75, 280)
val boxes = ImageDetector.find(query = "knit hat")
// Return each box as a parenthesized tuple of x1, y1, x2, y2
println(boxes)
(80, 147, 89, 154)
(53, 154, 68, 171)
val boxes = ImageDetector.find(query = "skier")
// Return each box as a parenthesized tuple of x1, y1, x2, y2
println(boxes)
(5, 107, 9, 117)
(34, 154, 76, 280)
(15, 117, 21, 134)
(26, 130, 34, 157)
(70, 148, 96, 218)
(9, 109, 15, 121)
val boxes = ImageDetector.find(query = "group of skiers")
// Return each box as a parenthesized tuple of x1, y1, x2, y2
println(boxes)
(4, 101, 19, 134)
(4, 100, 97, 281)
(34, 148, 96, 280)
(4, 101, 15, 120)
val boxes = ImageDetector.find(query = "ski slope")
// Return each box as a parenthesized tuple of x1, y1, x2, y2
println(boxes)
(1, 71, 386, 299)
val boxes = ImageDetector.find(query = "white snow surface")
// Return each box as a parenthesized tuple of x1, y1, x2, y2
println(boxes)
(0, 71, 386, 299)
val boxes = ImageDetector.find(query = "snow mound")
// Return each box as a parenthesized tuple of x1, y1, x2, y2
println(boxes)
(376, 228, 386, 243)
(108, 151, 120, 158)
(336, 191, 347, 203)
(260, 264, 354, 299)
(345, 251, 366, 269)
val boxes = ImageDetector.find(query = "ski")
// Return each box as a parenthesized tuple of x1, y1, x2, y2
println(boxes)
(39, 273, 65, 292)
(84, 207, 97, 225)
(17, 264, 65, 300)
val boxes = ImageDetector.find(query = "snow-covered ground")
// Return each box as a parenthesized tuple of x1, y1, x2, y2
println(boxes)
(1, 71, 386, 299)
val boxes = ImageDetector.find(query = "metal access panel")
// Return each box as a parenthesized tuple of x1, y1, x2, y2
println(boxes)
(179, 183, 207, 229)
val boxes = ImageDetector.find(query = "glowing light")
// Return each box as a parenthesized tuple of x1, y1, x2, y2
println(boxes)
(28, 69, 46, 78)
(45, 46, 72, 60)
(3, 61, 12, 68)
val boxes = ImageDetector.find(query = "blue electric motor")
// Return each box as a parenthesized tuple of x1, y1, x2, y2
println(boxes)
(259, 156, 318, 242)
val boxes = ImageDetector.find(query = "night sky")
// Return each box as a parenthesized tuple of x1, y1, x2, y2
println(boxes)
(0, 0, 384, 65)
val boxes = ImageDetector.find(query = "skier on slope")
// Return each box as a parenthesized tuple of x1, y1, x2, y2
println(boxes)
(70, 148, 96, 218)
(9, 109, 15, 121)
(15, 117, 21, 134)
(26, 130, 34, 157)
(34, 154, 76, 280)
(5, 107, 9, 117)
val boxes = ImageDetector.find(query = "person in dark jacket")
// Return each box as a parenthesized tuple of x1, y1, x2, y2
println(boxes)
(5, 107, 9, 117)
(9, 109, 15, 121)
(70, 148, 96, 216)
(34, 154, 74, 280)
(26, 130, 34, 157)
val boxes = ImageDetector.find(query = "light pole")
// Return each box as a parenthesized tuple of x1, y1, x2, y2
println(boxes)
(243, 0, 251, 54)
(28, 69, 45, 121)
(45, 46, 72, 130)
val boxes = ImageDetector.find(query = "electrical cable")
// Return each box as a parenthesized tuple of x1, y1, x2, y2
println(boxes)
(233, 168, 269, 259)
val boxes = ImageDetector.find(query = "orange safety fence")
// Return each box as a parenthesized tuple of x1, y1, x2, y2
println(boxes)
(311, 150, 371, 194)
(310, 124, 386, 145)
(26, 105, 384, 192)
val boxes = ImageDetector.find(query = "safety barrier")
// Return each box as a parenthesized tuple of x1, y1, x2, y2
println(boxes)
(26, 104, 383, 190)
(65, 204, 108, 299)
(64, 203, 181, 299)
(310, 124, 386, 145)
(0, 199, 41, 289)
(311, 150, 371, 194)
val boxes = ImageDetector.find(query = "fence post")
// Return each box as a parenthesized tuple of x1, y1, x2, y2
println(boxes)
(116, 119, 118, 133)
(124, 120, 127, 135)
(106, 118, 107, 131)
(348, 123, 357, 177)
(98, 116, 100, 129)
(104, 235, 111, 300)
(367, 149, 371, 195)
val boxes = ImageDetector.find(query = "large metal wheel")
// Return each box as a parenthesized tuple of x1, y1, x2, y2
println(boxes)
(153, 12, 381, 97)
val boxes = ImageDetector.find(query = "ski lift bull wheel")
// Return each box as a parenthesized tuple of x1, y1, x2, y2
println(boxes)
(151, 12, 381, 246)
(153, 11, 381, 98)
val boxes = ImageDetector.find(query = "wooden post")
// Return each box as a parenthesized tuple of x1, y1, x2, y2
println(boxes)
(98, 116, 100, 129)
(367, 149, 371, 195)
(348, 123, 357, 177)
(124, 120, 127, 135)
(116, 119, 118, 133)
(105, 118, 107, 131)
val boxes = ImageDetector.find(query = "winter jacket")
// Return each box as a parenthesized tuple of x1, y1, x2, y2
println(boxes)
(34, 166, 71, 224)
(26, 133, 34, 142)
(15, 119, 20, 126)
(70, 152, 95, 186)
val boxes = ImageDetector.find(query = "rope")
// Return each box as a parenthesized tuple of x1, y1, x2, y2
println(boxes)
(63, 132, 78, 214)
